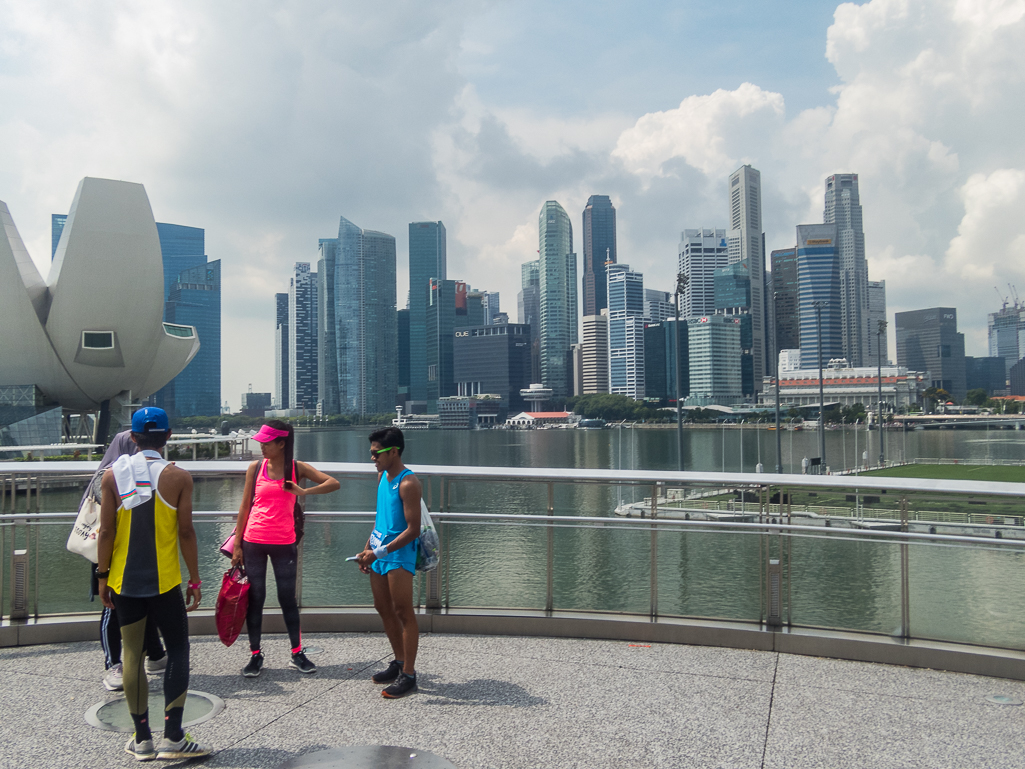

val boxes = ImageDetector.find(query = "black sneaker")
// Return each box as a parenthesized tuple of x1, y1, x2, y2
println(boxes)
(242, 652, 264, 678)
(382, 672, 417, 699)
(290, 649, 316, 674)
(371, 659, 404, 684)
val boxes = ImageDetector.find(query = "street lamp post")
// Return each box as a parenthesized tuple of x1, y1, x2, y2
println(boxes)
(773, 292, 782, 474)
(814, 301, 828, 471)
(674, 273, 688, 472)
(877, 319, 887, 467)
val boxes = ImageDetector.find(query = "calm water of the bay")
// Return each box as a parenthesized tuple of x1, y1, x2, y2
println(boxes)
(14, 425, 1025, 651)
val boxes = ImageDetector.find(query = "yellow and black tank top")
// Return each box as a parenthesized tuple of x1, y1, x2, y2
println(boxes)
(108, 462, 181, 597)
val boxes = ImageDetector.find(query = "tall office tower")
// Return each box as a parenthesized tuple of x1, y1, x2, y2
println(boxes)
(164, 261, 221, 416)
(538, 201, 578, 398)
(679, 228, 729, 318)
(408, 222, 446, 403)
(687, 315, 742, 406)
(274, 293, 289, 409)
(643, 318, 688, 405)
(317, 217, 397, 415)
(644, 289, 673, 323)
(454, 324, 532, 413)
(714, 259, 754, 396)
(149, 223, 219, 417)
(988, 303, 1025, 376)
(895, 307, 966, 401)
(518, 259, 541, 382)
(581, 313, 610, 394)
(824, 174, 869, 366)
(581, 195, 617, 316)
(867, 280, 888, 363)
(481, 292, 501, 325)
(965, 356, 1007, 396)
(426, 279, 468, 412)
(726, 165, 766, 391)
(397, 308, 410, 404)
(51, 214, 67, 259)
(796, 224, 842, 370)
(770, 247, 800, 358)
(289, 262, 318, 411)
(466, 290, 486, 327)
(607, 264, 645, 399)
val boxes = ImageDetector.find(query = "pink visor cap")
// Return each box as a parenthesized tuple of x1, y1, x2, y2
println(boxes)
(252, 425, 289, 443)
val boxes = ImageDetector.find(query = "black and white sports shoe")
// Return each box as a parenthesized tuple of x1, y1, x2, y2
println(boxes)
(371, 659, 404, 684)
(124, 734, 155, 761)
(242, 652, 264, 678)
(155, 733, 211, 760)
(382, 672, 418, 699)
(290, 649, 317, 674)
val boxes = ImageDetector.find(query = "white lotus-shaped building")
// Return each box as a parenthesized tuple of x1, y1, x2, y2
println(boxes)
(0, 177, 200, 411)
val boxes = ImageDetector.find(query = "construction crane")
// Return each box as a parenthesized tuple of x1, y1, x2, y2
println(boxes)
(995, 286, 1009, 309)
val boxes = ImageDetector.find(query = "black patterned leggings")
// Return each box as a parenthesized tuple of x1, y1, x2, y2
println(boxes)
(242, 540, 301, 652)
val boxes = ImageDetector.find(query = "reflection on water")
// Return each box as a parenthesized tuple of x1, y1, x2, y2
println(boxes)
(7, 426, 1025, 651)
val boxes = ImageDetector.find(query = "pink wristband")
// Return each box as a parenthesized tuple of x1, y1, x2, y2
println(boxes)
(188, 580, 202, 589)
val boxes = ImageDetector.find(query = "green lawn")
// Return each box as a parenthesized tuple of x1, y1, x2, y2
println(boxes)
(859, 464, 1025, 484)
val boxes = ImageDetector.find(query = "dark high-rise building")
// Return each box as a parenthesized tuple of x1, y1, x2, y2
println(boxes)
(426, 279, 468, 412)
(824, 173, 869, 366)
(538, 201, 578, 398)
(643, 319, 688, 405)
(582, 195, 616, 317)
(518, 260, 541, 382)
(164, 260, 221, 416)
(274, 293, 289, 409)
(965, 356, 1006, 396)
(895, 307, 966, 402)
(1010, 358, 1025, 396)
(409, 222, 446, 403)
(714, 260, 754, 397)
(398, 308, 410, 399)
(454, 323, 532, 413)
(770, 247, 800, 361)
(289, 262, 318, 411)
(797, 224, 842, 370)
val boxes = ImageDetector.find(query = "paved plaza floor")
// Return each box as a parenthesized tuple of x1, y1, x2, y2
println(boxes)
(2, 631, 1024, 768)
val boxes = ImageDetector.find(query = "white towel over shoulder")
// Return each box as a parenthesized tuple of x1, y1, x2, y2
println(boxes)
(112, 453, 156, 510)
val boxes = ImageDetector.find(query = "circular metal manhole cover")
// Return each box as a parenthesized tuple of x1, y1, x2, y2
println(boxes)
(85, 690, 224, 732)
(277, 746, 457, 768)
(985, 694, 1024, 706)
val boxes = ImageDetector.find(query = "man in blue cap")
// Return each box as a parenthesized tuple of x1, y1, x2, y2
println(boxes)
(96, 407, 211, 760)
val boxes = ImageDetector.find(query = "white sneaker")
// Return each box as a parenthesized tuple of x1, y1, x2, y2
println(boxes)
(145, 656, 167, 674)
(155, 733, 211, 759)
(103, 663, 124, 691)
(125, 734, 155, 761)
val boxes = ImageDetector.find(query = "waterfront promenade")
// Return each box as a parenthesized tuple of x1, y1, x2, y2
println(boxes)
(2, 630, 1023, 768)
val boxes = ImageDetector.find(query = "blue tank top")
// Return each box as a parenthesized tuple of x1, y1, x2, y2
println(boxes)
(370, 469, 416, 571)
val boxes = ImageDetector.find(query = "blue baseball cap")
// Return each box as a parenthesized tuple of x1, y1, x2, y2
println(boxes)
(131, 407, 170, 434)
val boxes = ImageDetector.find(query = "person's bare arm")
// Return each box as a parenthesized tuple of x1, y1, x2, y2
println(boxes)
(231, 461, 259, 567)
(356, 474, 422, 568)
(289, 461, 340, 496)
(171, 469, 201, 610)
(96, 469, 119, 609)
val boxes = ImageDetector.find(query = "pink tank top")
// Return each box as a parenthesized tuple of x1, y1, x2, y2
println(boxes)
(243, 460, 296, 545)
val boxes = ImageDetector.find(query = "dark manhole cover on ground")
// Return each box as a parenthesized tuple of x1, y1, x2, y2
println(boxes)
(277, 746, 457, 768)
(85, 690, 224, 732)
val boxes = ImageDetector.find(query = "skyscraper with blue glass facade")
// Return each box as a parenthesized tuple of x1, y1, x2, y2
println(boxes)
(582, 195, 616, 317)
(51, 214, 67, 258)
(797, 224, 842, 370)
(538, 201, 577, 398)
(317, 217, 397, 415)
(408, 222, 446, 404)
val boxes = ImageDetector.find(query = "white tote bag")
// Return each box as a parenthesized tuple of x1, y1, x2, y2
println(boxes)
(67, 497, 101, 563)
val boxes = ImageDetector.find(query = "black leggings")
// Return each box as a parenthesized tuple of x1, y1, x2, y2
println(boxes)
(112, 588, 190, 741)
(101, 606, 164, 669)
(243, 540, 301, 652)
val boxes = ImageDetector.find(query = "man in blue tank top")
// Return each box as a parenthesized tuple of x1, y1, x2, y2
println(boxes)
(357, 427, 422, 698)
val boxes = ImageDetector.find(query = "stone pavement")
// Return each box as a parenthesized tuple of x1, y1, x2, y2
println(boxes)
(2, 632, 1024, 768)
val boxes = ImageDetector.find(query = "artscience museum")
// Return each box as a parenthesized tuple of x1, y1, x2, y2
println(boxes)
(0, 177, 200, 448)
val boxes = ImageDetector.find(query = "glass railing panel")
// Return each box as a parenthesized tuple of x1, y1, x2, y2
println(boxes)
(909, 542, 1025, 651)
(657, 528, 762, 621)
(788, 536, 902, 634)
(26, 521, 100, 614)
(298, 517, 375, 607)
(553, 522, 650, 613)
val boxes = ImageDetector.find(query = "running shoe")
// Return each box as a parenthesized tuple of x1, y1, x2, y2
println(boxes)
(145, 655, 167, 674)
(242, 651, 264, 678)
(382, 672, 418, 699)
(289, 649, 317, 674)
(371, 659, 404, 684)
(155, 733, 211, 760)
(124, 734, 155, 761)
(103, 662, 124, 691)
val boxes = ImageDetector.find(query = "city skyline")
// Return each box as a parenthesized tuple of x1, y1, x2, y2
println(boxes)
(3, 1, 1022, 409)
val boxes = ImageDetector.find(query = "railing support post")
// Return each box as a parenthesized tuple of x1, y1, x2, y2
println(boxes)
(900, 494, 910, 640)
(650, 484, 658, 620)
(546, 481, 554, 614)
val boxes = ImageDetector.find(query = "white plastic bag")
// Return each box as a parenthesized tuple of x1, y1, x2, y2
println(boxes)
(415, 499, 439, 573)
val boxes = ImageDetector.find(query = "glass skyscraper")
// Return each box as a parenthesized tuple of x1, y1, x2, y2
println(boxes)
(770, 247, 800, 359)
(582, 195, 616, 317)
(408, 222, 446, 404)
(824, 173, 870, 366)
(289, 262, 318, 411)
(796, 224, 842, 370)
(538, 201, 578, 398)
(727, 165, 766, 392)
(318, 217, 397, 415)
(518, 259, 541, 382)
(607, 263, 645, 399)
(51, 214, 67, 259)
(274, 293, 289, 409)
(164, 260, 221, 417)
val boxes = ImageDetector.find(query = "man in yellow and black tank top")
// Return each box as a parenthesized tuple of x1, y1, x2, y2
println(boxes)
(96, 408, 211, 761)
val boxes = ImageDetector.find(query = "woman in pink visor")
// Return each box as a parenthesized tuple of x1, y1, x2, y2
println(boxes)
(232, 420, 339, 676)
